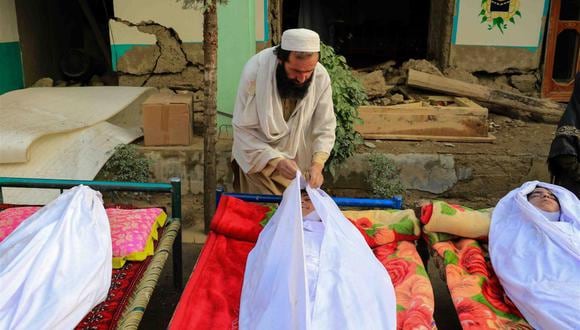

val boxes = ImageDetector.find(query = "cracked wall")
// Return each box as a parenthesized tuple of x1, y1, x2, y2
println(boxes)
(109, 0, 268, 127)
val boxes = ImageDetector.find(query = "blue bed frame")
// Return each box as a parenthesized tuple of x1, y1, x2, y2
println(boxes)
(215, 186, 404, 209)
(0, 176, 183, 289)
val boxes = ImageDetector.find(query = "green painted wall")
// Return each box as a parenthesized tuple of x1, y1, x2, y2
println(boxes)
(217, 1, 256, 128)
(0, 41, 24, 94)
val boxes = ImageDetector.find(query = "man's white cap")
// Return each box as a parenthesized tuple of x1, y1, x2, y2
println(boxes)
(281, 28, 320, 52)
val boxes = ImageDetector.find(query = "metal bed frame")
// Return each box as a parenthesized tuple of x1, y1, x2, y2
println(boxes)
(0, 176, 183, 289)
(216, 186, 404, 209)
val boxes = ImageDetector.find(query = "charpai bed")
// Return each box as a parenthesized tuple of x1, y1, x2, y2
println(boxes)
(170, 191, 437, 330)
(420, 201, 531, 329)
(0, 177, 183, 330)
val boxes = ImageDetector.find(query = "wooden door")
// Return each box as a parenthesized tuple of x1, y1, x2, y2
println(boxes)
(542, 0, 580, 101)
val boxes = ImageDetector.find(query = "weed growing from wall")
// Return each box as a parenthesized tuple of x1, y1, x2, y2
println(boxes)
(366, 153, 404, 198)
(100, 144, 151, 183)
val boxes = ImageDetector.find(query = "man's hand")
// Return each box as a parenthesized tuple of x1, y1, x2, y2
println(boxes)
(276, 158, 299, 179)
(307, 162, 324, 188)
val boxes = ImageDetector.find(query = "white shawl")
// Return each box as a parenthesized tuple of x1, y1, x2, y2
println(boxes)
(0, 186, 112, 329)
(239, 173, 397, 330)
(232, 47, 336, 174)
(489, 181, 580, 330)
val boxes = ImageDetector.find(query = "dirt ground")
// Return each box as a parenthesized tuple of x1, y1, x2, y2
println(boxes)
(136, 112, 558, 329)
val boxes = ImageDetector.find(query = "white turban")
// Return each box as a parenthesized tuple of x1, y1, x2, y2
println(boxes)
(281, 28, 320, 52)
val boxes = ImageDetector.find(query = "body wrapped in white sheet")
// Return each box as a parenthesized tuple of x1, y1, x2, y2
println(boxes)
(239, 173, 396, 330)
(489, 181, 580, 330)
(0, 185, 112, 329)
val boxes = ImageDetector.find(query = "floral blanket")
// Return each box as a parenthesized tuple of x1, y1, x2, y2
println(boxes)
(432, 239, 531, 329)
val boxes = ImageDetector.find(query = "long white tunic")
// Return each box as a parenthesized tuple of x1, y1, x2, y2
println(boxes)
(232, 47, 336, 174)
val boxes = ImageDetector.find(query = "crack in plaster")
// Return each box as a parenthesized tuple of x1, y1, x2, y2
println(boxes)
(112, 17, 202, 88)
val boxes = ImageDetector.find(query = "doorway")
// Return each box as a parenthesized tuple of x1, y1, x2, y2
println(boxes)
(15, 0, 114, 86)
(282, 0, 431, 68)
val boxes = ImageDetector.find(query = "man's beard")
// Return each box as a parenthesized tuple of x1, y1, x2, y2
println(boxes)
(276, 63, 313, 100)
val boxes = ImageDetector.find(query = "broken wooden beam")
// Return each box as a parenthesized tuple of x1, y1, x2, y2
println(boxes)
(407, 69, 564, 123)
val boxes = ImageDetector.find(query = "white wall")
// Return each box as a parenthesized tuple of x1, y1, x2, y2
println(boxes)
(0, 0, 19, 42)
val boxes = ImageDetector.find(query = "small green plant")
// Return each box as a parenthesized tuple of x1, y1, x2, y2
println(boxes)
(366, 153, 404, 198)
(100, 144, 151, 182)
(320, 43, 367, 175)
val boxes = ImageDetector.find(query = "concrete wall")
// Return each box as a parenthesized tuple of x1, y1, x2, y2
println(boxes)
(446, 0, 549, 73)
(0, 0, 23, 94)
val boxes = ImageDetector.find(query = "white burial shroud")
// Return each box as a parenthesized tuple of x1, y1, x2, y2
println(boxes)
(0, 185, 112, 329)
(239, 173, 397, 330)
(489, 181, 580, 330)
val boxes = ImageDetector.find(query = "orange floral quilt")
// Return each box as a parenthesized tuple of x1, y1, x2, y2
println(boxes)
(433, 239, 531, 329)
(375, 241, 437, 330)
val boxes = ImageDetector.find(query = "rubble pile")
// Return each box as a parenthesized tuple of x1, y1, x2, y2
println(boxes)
(353, 58, 560, 124)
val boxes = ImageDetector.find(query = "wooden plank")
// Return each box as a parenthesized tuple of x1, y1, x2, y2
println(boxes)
(454, 97, 484, 109)
(407, 69, 564, 123)
(358, 105, 487, 116)
(362, 133, 496, 143)
(356, 105, 488, 137)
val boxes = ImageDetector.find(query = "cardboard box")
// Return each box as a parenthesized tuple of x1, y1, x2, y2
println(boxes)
(142, 93, 193, 146)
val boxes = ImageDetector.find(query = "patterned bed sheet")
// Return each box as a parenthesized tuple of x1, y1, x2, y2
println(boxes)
(431, 239, 531, 329)
(0, 205, 167, 329)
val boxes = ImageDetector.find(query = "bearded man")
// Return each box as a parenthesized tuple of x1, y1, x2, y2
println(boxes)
(231, 28, 336, 194)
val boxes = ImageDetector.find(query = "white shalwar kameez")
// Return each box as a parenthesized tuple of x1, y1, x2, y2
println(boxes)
(232, 47, 336, 194)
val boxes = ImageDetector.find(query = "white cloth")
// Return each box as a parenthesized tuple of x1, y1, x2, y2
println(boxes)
(239, 172, 397, 330)
(281, 28, 320, 52)
(232, 47, 336, 174)
(489, 181, 580, 330)
(0, 185, 112, 329)
(302, 212, 324, 309)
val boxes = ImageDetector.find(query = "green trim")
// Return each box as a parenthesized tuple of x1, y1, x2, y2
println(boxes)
(263, 0, 269, 42)
(217, 0, 256, 128)
(0, 41, 24, 94)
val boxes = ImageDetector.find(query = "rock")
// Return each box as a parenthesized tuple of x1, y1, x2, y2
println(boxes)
(510, 74, 537, 93)
(360, 70, 389, 98)
(390, 93, 405, 104)
(443, 143, 455, 148)
(385, 75, 405, 85)
(401, 59, 443, 77)
(479, 75, 521, 94)
(444, 67, 479, 84)
(364, 141, 376, 149)
(144, 66, 203, 89)
(182, 43, 204, 65)
(116, 45, 160, 75)
(31, 77, 53, 87)
(159, 87, 176, 94)
(118, 74, 149, 86)
(138, 24, 188, 74)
